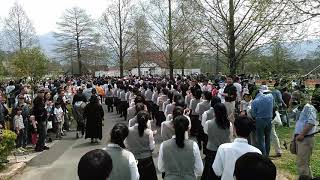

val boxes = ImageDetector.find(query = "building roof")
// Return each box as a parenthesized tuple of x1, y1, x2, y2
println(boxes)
(126, 51, 168, 70)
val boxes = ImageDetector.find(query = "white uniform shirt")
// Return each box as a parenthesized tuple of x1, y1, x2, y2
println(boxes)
(212, 138, 261, 180)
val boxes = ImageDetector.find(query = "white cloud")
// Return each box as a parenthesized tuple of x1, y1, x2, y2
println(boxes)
(0, 0, 111, 35)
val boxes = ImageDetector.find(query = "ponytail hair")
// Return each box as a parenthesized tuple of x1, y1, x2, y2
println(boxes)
(137, 111, 150, 137)
(110, 123, 129, 148)
(173, 115, 189, 148)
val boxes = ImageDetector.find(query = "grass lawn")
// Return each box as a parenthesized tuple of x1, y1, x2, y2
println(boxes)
(271, 125, 320, 179)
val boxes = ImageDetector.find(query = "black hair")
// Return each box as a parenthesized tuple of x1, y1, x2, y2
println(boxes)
(203, 91, 212, 100)
(173, 115, 189, 148)
(194, 89, 202, 99)
(110, 123, 129, 148)
(134, 96, 144, 105)
(89, 95, 98, 103)
(299, 175, 312, 180)
(168, 91, 174, 103)
(162, 88, 169, 95)
(214, 103, 230, 129)
(234, 116, 255, 138)
(78, 149, 113, 180)
(211, 96, 221, 108)
(175, 95, 186, 108)
(135, 103, 145, 115)
(172, 106, 184, 120)
(137, 111, 150, 137)
(234, 152, 276, 180)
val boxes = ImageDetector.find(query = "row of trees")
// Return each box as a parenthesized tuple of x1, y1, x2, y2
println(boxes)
(1, 0, 320, 79)
(0, 2, 50, 79)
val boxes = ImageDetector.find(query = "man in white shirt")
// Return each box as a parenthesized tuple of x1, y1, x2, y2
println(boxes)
(233, 76, 242, 102)
(212, 116, 261, 180)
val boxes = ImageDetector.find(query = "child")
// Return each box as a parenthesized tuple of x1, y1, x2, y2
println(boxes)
(54, 102, 64, 139)
(14, 107, 25, 149)
(240, 93, 252, 117)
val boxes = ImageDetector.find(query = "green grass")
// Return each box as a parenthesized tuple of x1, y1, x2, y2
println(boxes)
(271, 125, 320, 178)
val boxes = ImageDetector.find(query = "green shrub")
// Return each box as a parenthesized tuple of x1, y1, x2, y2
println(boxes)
(0, 130, 17, 169)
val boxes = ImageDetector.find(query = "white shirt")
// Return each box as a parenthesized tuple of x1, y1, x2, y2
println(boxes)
(103, 144, 140, 180)
(201, 107, 215, 127)
(54, 107, 64, 122)
(14, 115, 24, 130)
(212, 138, 262, 180)
(233, 82, 242, 101)
(6, 85, 15, 95)
(158, 137, 204, 177)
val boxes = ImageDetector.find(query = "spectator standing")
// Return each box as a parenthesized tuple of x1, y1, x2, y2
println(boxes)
(295, 99, 319, 178)
(222, 76, 237, 123)
(251, 86, 274, 156)
(32, 89, 49, 152)
(54, 102, 64, 139)
(14, 107, 25, 149)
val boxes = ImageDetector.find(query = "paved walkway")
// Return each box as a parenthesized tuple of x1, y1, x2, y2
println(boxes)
(12, 106, 162, 180)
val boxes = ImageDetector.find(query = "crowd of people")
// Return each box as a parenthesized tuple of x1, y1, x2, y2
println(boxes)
(0, 74, 319, 180)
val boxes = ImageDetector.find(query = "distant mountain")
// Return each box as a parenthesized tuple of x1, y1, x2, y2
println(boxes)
(39, 32, 57, 58)
(284, 39, 320, 59)
(38, 32, 320, 60)
(261, 39, 320, 59)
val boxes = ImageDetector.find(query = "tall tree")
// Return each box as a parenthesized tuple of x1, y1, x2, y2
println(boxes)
(144, 0, 200, 79)
(131, 14, 151, 76)
(4, 2, 38, 51)
(191, 0, 302, 75)
(100, 0, 134, 77)
(55, 7, 95, 75)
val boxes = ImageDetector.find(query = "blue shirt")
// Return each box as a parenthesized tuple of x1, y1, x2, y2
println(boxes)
(251, 93, 274, 119)
(271, 89, 283, 106)
(295, 103, 318, 135)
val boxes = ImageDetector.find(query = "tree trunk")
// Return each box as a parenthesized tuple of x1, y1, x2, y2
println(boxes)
(76, 35, 82, 75)
(228, 0, 237, 76)
(18, 17, 22, 51)
(216, 41, 219, 75)
(168, 0, 174, 80)
(119, 0, 124, 77)
(136, 35, 141, 76)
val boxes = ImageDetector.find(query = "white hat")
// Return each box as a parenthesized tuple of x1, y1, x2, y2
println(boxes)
(260, 85, 271, 93)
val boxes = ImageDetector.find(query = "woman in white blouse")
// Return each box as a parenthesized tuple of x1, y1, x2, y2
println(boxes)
(125, 111, 158, 180)
(158, 115, 204, 180)
(103, 123, 139, 180)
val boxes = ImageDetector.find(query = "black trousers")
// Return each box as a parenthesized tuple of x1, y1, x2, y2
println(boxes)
(119, 101, 128, 120)
(105, 97, 113, 112)
(190, 115, 199, 136)
(137, 157, 158, 180)
(35, 121, 47, 151)
(202, 150, 220, 180)
(156, 111, 165, 126)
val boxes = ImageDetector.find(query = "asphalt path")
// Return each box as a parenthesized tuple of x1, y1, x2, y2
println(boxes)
(12, 105, 163, 180)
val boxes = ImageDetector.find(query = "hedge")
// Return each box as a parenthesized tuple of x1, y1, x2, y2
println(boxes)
(0, 130, 17, 169)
